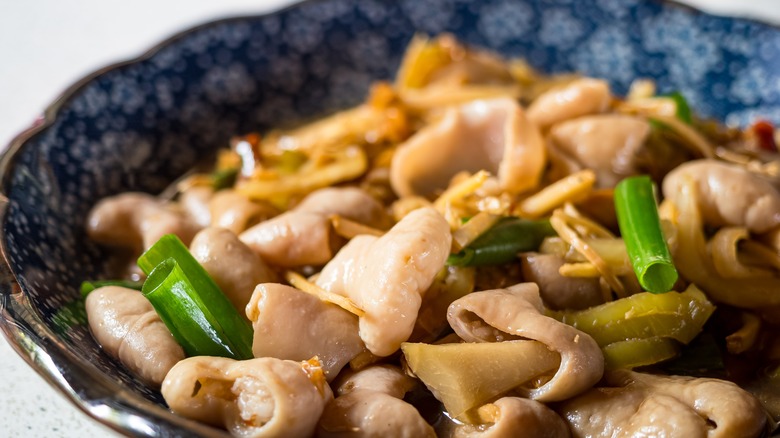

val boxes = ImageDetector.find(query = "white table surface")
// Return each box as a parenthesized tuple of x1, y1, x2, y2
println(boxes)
(0, 0, 777, 436)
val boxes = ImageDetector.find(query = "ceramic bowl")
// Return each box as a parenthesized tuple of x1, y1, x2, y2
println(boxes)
(2, 0, 779, 436)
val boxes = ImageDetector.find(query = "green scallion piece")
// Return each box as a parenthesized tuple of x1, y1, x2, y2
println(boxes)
(80, 279, 144, 298)
(211, 167, 239, 190)
(142, 259, 247, 358)
(666, 91, 692, 125)
(139, 235, 214, 291)
(447, 217, 556, 266)
(138, 235, 253, 359)
(614, 175, 678, 293)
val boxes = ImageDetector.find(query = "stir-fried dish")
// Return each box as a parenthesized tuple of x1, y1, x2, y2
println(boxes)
(81, 34, 780, 437)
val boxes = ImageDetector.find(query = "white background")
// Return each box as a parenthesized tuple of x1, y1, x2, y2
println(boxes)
(0, 0, 777, 436)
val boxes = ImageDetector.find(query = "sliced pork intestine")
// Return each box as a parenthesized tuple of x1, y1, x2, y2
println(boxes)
(662, 159, 780, 233)
(548, 114, 650, 188)
(246, 283, 364, 381)
(557, 370, 766, 438)
(240, 187, 390, 267)
(333, 364, 416, 398)
(390, 97, 545, 197)
(87, 192, 200, 251)
(520, 253, 604, 310)
(527, 78, 611, 130)
(162, 356, 332, 438)
(447, 282, 603, 402)
(451, 397, 570, 438)
(318, 365, 435, 438)
(316, 207, 452, 356)
(86, 286, 185, 387)
(190, 227, 276, 317)
(208, 189, 279, 235)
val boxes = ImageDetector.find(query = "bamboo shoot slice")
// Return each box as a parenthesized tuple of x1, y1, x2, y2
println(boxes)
(401, 340, 560, 419)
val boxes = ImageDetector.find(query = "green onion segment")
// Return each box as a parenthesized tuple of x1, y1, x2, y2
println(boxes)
(666, 91, 692, 124)
(614, 175, 678, 293)
(139, 235, 253, 359)
(211, 167, 239, 190)
(80, 279, 144, 298)
(448, 217, 556, 266)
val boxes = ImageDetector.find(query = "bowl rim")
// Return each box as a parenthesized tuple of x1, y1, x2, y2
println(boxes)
(0, 0, 776, 436)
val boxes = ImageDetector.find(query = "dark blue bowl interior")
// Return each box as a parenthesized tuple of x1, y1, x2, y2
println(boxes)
(3, 0, 780, 407)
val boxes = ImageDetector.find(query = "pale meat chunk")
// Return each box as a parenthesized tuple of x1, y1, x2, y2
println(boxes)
(246, 283, 364, 381)
(179, 186, 214, 228)
(208, 190, 279, 235)
(557, 370, 766, 438)
(662, 159, 780, 233)
(318, 365, 435, 438)
(316, 207, 452, 356)
(549, 114, 650, 188)
(390, 97, 545, 197)
(86, 286, 184, 387)
(162, 356, 333, 438)
(87, 192, 200, 251)
(527, 78, 611, 129)
(452, 397, 570, 438)
(190, 227, 276, 317)
(333, 364, 416, 398)
(240, 187, 390, 267)
(241, 211, 334, 267)
(318, 390, 435, 438)
(293, 187, 392, 230)
(520, 253, 604, 310)
(447, 283, 603, 402)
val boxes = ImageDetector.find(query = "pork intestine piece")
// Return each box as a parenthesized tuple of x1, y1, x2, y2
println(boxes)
(317, 389, 435, 438)
(662, 159, 780, 233)
(162, 356, 332, 438)
(179, 185, 214, 228)
(446, 282, 603, 402)
(318, 365, 435, 438)
(291, 187, 392, 229)
(246, 283, 365, 381)
(190, 227, 276, 318)
(239, 187, 391, 267)
(527, 78, 611, 130)
(520, 253, 604, 310)
(87, 192, 200, 251)
(180, 186, 280, 234)
(208, 190, 279, 235)
(241, 211, 335, 267)
(548, 114, 650, 188)
(557, 370, 766, 438)
(333, 364, 416, 398)
(451, 397, 570, 438)
(316, 207, 452, 356)
(85, 286, 185, 387)
(390, 97, 545, 197)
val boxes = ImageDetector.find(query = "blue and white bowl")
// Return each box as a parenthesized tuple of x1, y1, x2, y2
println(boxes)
(1, 0, 779, 435)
